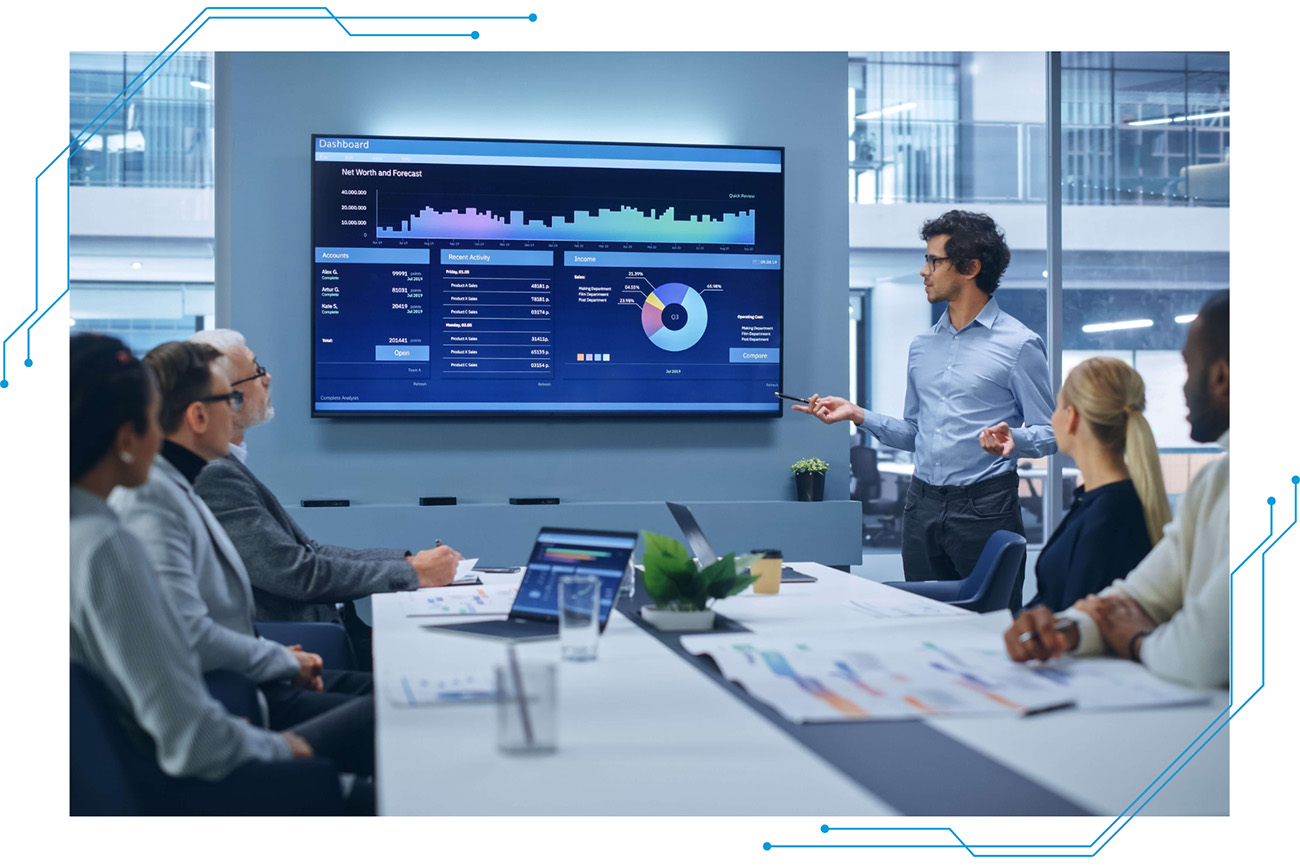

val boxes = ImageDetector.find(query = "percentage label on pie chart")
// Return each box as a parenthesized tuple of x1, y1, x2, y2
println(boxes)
(641, 282, 708, 351)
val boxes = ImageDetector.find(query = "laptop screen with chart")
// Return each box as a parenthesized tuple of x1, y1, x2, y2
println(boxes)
(311, 135, 784, 417)
(510, 529, 637, 623)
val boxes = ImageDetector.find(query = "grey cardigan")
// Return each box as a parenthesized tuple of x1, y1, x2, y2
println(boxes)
(72, 487, 291, 779)
(110, 455, 300, 684)
(193, 453, 417, 624)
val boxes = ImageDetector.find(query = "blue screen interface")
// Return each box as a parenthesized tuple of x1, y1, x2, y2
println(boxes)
(509, 531, 637, 623)
(311, 136, 784, 415)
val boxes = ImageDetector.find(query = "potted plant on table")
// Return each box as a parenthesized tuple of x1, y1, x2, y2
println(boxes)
(790, 457, 829, 502)
(639, 532, 761, 631)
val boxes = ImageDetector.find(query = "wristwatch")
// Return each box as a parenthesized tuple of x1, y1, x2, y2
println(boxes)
(1128, 628, 1154, 663)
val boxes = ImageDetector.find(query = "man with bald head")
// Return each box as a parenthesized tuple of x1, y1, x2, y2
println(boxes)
(190, 329, 461, 666)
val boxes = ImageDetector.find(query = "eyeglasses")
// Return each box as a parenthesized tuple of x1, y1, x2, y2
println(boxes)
(196, 390, 244, 412)
(230, 363, 267, 388)
(923, 255, 953, 270)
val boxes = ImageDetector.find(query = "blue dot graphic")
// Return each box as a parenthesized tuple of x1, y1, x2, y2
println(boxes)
(23, 359, 32, 367)
(762, 842, 772, 851)
(1293, 476, 1299, 485)
(529, 13, 538, 21)
(0, 380, 7, 388)
(471, 30, 479, 39)
(1269, 497, 1277, 506)
(820, 825, 829, 833)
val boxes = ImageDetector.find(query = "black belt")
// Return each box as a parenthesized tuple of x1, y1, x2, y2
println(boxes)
(911, 471, 1019, 500)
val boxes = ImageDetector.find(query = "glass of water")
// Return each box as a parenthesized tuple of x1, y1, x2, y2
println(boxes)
(559, 574, 601, 662)
(495, 660, 557, 755)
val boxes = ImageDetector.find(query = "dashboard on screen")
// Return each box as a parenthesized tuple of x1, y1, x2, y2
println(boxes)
(311, 135, 784, 417)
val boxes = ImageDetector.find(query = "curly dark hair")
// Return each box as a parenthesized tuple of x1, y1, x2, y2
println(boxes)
(920, 210, 1011, 296)
(70, 333, 157, 481)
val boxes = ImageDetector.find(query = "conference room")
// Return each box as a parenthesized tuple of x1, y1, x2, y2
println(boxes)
(66, 47, 1231, 825)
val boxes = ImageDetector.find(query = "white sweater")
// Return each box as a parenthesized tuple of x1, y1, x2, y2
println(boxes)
(1064, 431, 1229, 689)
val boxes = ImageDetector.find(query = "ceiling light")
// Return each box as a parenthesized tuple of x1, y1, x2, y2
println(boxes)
(856, 102, 916, 121)
(1082, 319, 1154, 333)
(131, 262, 142, 270)
(1128, 108, 1228, 127)
(1174, 314, 1198, 324)
(190, 80, 211, 90)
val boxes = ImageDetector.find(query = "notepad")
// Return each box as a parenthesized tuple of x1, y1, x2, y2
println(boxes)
(449, 557, 482, 585)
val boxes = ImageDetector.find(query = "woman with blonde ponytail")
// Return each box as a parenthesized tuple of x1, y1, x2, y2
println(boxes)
(1025, 357, 1171, 611)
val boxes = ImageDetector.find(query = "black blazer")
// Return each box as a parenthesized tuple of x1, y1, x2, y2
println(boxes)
(1028, 478, 1154, 612)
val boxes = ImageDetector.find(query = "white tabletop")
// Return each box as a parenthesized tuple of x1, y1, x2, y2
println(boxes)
(373, 570, 895, 816)
(374, 565, 1226, 816)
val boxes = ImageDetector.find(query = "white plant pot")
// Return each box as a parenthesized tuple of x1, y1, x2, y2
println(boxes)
(640, 605, 716, 632)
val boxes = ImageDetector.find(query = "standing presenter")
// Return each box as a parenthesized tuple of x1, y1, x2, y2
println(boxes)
(797, 210, 1056, 609)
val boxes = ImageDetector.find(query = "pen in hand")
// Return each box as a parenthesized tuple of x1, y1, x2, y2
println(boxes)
(1017, 617, 1075, 644)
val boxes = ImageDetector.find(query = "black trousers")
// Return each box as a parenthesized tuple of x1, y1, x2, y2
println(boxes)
(901, 472, 1027, 612)
(263, 669, 375, 775)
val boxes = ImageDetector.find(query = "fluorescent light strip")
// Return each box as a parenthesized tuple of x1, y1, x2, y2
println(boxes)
(1175, 314, 1198, 324)
(856, 101, 916, 121)
(1082, 319, 1154, 333)
(189, 80, 211, 90)
(1129, 109, 1228, 127)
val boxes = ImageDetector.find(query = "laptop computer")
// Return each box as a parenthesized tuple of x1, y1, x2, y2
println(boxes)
(424, 527, 638, 642)
(665, 502, 816, 583)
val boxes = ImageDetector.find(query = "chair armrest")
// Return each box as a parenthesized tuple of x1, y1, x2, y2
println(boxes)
(255, 621, 358, 671)
(883, 580, 964, 603)
(202, 670, 262, 722)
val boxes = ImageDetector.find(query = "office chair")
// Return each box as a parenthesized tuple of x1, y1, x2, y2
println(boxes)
(254, 620, 359, 671)
(71, 662, 345, 816)
(850, 445, 903, 547)
(883, 530, 1026, 613)
(203, 670, 262, 721)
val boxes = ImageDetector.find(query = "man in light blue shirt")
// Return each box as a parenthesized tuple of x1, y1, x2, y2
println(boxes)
(799, 211, 1055, 607)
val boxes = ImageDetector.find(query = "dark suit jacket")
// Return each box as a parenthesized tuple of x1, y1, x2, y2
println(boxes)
(194, 454, 417, 623)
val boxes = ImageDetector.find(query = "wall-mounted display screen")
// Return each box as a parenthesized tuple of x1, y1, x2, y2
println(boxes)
(311, 135, 784, 416)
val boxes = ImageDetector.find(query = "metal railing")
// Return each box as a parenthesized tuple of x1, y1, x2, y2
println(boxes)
(850, 119, 1228, 207)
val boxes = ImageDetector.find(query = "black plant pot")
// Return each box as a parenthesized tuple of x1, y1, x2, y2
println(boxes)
(795, 471, 825, 502)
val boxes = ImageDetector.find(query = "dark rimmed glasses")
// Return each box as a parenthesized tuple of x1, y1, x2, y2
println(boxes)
(230, 363, 267, 388)
(923, 255, 953, 270)
(196, 389, 244, 412)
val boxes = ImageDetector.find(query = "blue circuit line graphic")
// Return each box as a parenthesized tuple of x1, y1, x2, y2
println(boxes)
(1, 6, 539, 389)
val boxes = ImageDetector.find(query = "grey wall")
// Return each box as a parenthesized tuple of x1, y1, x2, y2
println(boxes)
(216, 52, 855, 559)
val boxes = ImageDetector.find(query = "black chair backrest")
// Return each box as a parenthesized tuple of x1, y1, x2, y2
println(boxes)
(849, 445, 882, 501)
(70, 662, 149, 815)
(957, 530, 1027, 613)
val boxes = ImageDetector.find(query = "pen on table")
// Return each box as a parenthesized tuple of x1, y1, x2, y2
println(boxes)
(1018, 618, 1075, 644)
(774, 392, 810, 405)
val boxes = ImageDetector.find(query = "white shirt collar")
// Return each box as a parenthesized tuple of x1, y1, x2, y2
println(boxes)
(228, 441, 248, 464)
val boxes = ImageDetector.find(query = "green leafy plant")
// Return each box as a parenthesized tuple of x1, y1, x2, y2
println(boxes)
(790, 457, 829, 474)
(640, 532, 761, 612)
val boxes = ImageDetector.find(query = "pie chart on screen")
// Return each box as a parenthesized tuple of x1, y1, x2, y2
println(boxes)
(641, 282, 708, 351)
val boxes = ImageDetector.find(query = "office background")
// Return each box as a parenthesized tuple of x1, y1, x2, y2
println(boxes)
(68, 50, 1229, 563)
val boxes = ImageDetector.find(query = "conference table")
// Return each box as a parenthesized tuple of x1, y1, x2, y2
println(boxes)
(373, 564, 1227, 816)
